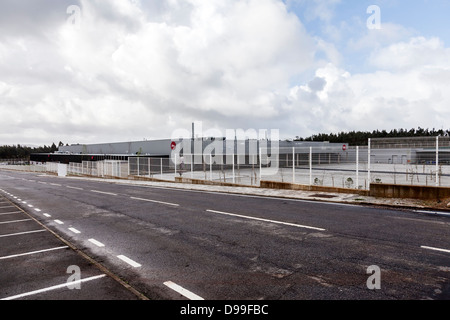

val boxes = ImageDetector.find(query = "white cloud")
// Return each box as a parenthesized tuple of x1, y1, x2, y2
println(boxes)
(369, 36, 450, 71)
(48, 0, 317, 142)
(288, 35, 450, 135)
(1, 0, 450, 146)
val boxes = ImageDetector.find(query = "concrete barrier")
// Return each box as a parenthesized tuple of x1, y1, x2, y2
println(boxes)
(175, 177, 258, 188)
(260, 180, 369, 195)
(369, 183, 450, 200)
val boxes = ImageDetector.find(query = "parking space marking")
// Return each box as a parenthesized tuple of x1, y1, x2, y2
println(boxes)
(0, 219, 32, 225)
(117, 255, 142, 268)
(0, 230, 46, 238)
(1, 274, 106, 300)
(0, 246, 68, 260)
(163, 281, 204, 300)
(0, 206, 15, 209)
(0, 211, 22, 216)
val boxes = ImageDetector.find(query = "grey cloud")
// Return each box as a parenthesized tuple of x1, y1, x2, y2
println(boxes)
(308, 76, 326, 92)
(0, 0, 80, 39)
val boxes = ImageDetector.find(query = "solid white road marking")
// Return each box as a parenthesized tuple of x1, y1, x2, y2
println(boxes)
(206, 209, 326, 231)
(421, 246, 450, 254)
(1, 274, 106, 300)
(0, 246, 68, 260)
(130, 197, 179, 207)
(0, 230, 46, 238)
(117, 255, 142, 268)
(88, 239, 105, 247)
(163, 281, 204, 301)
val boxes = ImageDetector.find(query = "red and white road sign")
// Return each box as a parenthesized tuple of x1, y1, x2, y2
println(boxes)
(171, 141, 177, 150)
(342, 144, 347, 151)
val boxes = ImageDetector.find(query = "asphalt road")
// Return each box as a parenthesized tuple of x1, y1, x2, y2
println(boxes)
(0, 170, 449, 301)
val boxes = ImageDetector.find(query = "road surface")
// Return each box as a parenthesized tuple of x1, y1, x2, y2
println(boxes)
(0, 170, 449, 301)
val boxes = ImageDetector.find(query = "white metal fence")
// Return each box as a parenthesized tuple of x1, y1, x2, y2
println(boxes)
(1, 136, 449, 190)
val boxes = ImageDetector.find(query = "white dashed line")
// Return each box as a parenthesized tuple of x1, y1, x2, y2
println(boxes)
(68, 228, 81, 234)
(91, 190, 118, 196)
(130, 197, 179, 207)
(163, 281, 204, 300)
(117, 255, 142, 268)
(67, 186, 83, 190)
(88, 239, 105, 247)
(43, 213, 51, 218)
(54, 220, 64, 225)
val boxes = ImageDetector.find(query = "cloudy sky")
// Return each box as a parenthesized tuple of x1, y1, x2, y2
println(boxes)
(1, 0, 449, 146)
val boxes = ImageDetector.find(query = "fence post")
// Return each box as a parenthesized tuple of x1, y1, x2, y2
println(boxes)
(292, 147, 295, 183)
(436, 136, 439, 186)
(259, 148, 262, 184)
(356, 146, 359, 190)
(148, 158, 151, 178)
(210, 153, 212, 181)
(368, 138, 371, 190)
(309, 147, 312, 186)
(191, 154, 194, 179)
(137, 157, 140, 176)
(232, 153, 235, 184)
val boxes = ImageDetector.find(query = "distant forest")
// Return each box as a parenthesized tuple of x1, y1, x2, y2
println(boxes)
(295, 127, 449, 146)
(0, 141, 65, 160)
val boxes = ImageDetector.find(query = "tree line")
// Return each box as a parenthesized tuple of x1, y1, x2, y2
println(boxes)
(0, 142, 65, 160)
(295, 127, 449, 146)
